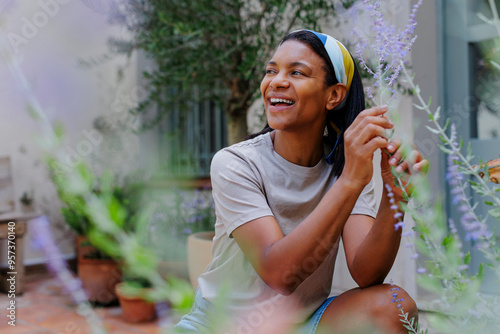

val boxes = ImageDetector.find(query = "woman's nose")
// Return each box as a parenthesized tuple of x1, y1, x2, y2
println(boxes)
(270, 72, 289, 89)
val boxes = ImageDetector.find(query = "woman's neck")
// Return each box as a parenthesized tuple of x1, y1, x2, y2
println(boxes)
(271, 130, 324, 167)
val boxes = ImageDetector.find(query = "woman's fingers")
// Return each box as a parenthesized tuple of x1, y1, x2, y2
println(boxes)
(349, 105, 392, 130)
(413, 159, 429, 173)
(346, 112, 393, 149)
(386, 140, 428, 175)
(386, 138, 401, 154)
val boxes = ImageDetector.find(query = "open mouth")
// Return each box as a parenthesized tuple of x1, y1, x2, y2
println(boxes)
(270, 98, 295, 106)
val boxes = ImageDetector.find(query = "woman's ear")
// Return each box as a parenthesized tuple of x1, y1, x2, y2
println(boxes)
(326, 84, 347, 110)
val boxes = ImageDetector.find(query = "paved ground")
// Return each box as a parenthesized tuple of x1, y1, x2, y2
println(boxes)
(0, 273, 181, 334)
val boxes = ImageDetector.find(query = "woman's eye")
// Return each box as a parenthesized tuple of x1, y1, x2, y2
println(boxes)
(265, 68, 276, 75)
(292, 70, 303, 76)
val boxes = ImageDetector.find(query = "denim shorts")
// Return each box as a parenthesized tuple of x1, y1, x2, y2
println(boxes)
(297, 296, 337, 334)
(173, 289, 213, 333)
(174, 289, 336, 334)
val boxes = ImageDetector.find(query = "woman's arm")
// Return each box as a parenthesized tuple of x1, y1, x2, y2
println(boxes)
(232, 176, 363, 295)
(342, 195, 401, 288)
(342, 140, 428, 288)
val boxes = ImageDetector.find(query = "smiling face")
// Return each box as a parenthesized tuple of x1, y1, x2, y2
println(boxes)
(260, 40, 340, 135)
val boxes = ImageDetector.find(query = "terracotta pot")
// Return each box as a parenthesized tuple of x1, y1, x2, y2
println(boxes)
(187, 231, 215, 289)
(115, 282, 156, 323)
(78, 258, 121, 304)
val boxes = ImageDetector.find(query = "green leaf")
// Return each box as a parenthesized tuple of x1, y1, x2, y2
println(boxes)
(417, 274, 442, 294)
(27, 104, 42, 120)
(434, 106, 441, 121)
(476, 263, 485, 281)
(443, 119, 450, 131)
(413, 103, 425, 110)
(491, 60, 500, 71)
(425, 125, 441, 134)
(488, 207, 500, 218)
(53, 121, 65, 140)
(464, 251, 471, 265)
(442, 235, 453, 248)
(438, 144, 453, 155)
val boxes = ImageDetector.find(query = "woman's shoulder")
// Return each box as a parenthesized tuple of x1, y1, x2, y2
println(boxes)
(210, 133, 272, 183)
(213, 133, 271, 165)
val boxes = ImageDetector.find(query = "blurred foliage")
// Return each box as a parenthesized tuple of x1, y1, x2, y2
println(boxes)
(101, 0, 356, 142)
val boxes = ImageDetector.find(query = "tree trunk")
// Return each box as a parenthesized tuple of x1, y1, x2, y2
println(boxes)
(227, 109, 248, 145)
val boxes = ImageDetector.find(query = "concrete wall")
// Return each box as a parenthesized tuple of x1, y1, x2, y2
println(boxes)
(0, 0, 140, 265)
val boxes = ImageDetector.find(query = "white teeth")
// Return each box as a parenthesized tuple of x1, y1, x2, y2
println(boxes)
(270, 98, 294, 105)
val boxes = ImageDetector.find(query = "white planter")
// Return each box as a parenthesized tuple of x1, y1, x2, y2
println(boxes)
(187, 231, 215, 289)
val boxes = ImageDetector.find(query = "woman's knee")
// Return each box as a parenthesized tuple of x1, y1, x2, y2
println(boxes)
(370, 283, 418, 331)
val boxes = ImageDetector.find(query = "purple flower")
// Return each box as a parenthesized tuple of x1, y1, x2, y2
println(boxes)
(354, 0, 423, 101)
(417, 267, 427, 274)
(394, 221, 405, 230)
(446, 124, 491, 245)
(385, 183, 405, 230)
(30, 216, 90, 305)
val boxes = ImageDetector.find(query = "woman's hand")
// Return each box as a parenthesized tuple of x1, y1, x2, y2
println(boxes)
(341, 105, 393, 189)
(381, 138, 429, 202)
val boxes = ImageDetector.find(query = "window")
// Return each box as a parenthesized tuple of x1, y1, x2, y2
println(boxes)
(158, 100, 227, 178)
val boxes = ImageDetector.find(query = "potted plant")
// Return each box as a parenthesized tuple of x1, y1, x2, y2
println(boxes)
(54, 165, 145, 304)
(59, 188, 123, 305)
(115, 275, 157, 323)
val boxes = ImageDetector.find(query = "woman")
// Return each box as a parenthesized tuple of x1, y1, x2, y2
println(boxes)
(175, 30, 426, 333)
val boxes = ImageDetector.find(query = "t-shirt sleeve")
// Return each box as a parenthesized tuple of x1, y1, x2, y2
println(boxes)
(210, 149, 274, 237)
(351, 177, 377, 218)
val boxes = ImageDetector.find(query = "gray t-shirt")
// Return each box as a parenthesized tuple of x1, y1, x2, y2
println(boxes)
(198, 132, 377, 327)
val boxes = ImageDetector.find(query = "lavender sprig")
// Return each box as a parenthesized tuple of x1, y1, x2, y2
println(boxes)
(354, 0, 423, 205)
(355, 0, 422, 105)
(385, 183, 405, 230)
(31, 216, 106, 334)
(446, 125, 492, 247)
(384, 183, 424, 274)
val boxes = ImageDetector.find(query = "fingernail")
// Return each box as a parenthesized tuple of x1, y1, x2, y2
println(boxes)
(390, 158, 397, 165)
(395, 166, 403, 173)
(381, 105, 388, 110)
(388, 144, 395, 151)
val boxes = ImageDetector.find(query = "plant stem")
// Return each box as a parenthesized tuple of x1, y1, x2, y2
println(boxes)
(400, 62, 500, 207)
(488, 0, 500, 41)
